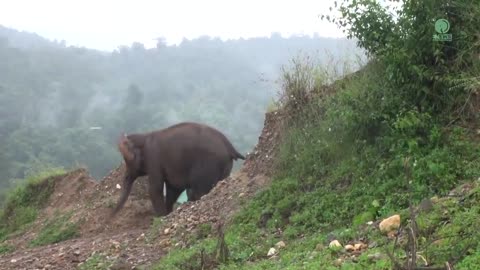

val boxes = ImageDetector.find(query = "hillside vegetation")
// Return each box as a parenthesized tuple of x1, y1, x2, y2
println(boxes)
(152, 0, 480, 269)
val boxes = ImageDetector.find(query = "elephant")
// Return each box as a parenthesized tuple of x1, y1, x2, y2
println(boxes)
(110, 122, 245, 217)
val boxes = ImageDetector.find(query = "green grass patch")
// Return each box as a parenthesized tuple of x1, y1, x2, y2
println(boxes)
(0, 243, 14, 254)
(414, 184, 480, 266)
(29, 211, 79, 247)
(155, 179, 480, 269)
(0, 168, 66, 241)
(456, 245, 480, 270)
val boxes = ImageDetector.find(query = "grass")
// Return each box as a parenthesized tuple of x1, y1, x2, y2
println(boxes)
(0, 168, 66, 243)
(29, 211, 80, 247)
(155, 179, 480, 269)
(0, 243, 14, 254)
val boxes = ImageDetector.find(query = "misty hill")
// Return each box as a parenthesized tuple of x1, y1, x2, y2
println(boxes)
(0, 25, 365, 192)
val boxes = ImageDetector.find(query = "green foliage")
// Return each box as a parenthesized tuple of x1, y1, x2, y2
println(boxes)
(456, 246, 480, 270)
(0, 168, 66, 240)
(0, 243, 14, 254)
(29, 212, 79, 247)
(269, 58, 480, 234)
(324, 0, 480, 116)
(410, 183, 480, 268)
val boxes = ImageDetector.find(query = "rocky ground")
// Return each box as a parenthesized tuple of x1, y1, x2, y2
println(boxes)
(0, 111, 284, 270)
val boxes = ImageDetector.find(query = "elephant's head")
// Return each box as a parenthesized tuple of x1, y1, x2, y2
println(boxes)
(110, 133, 146, 217)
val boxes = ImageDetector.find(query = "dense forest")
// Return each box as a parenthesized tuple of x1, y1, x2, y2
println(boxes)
(0, 25, 365, 191)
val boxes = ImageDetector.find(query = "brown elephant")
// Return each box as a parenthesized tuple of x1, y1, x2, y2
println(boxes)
(110, 122, 245, 217)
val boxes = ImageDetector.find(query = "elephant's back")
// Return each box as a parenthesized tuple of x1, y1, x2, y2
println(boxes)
(153, 122, 232, 159)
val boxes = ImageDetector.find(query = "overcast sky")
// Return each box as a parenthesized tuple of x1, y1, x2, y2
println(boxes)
(0, 0, 346, 51)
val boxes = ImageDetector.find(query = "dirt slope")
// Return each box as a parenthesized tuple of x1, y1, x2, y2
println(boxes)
(0, 111, 284, 270)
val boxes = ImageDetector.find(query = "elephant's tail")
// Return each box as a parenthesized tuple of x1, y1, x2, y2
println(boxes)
(212, 128, 246, 161)
(222, 137, 245, 161)
(222, 136, 245, 160)
(232, 148, 245, 160)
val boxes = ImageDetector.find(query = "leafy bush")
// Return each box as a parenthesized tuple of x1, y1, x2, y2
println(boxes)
(325, 0, 480, 117)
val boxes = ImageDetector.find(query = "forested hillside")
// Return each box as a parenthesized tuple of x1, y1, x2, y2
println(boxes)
(0, 25, 364, 193)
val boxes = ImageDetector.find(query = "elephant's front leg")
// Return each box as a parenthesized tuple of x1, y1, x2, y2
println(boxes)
(148, 172, 167, 216)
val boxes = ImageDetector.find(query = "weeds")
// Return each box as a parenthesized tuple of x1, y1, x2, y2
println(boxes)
(29, 211, 79, 247)
(0, 243, 14, 254)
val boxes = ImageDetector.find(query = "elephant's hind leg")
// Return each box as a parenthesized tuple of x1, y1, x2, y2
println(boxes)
(188, 160, 223, 201)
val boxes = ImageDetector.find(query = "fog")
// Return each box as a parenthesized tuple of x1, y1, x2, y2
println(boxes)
(0, 0, 345, 51)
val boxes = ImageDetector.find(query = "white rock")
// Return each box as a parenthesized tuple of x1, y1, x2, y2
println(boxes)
(267, 247, 277, 257)
(329, 240, 342, 249)
(10, 259, 17, 263)
(116, 184, 121, 189)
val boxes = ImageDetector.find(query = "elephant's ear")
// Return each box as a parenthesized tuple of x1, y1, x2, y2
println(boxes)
(118, 134, 135, 162)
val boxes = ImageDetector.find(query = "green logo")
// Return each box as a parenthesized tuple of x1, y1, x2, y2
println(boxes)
(435, 19, 450, 33)
(433, 18, 452, 41)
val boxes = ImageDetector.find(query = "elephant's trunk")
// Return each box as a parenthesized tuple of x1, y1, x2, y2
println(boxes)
(110, 175, 134, 218)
